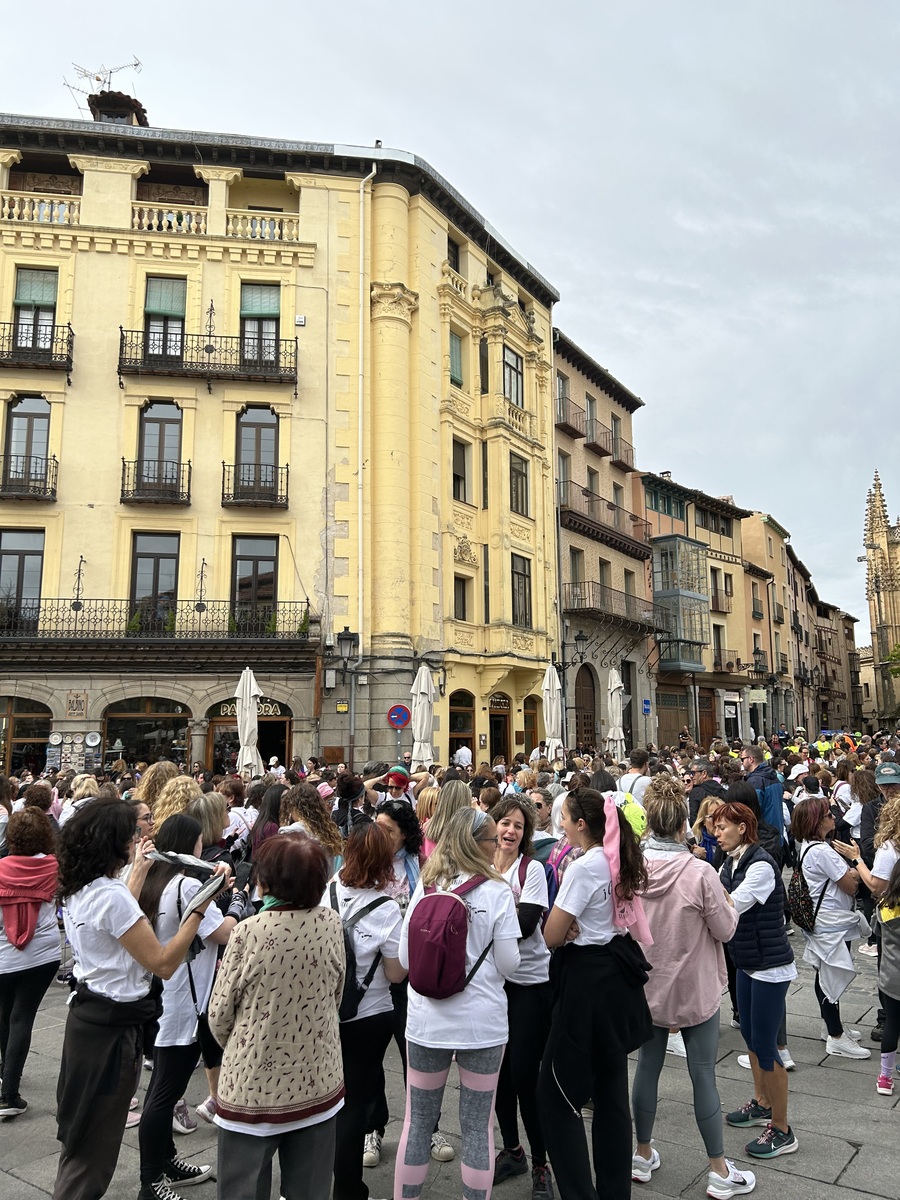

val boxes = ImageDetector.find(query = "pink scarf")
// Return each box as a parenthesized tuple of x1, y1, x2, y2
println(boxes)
(0, 855, 58, 949)
(603, 794, 652, 945)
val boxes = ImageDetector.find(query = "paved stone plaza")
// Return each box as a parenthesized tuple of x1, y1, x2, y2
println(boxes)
(0, 947, 894, 1200)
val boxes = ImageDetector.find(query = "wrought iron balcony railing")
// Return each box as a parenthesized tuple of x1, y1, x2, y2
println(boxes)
(610, 435, 635, 471)
(0, 454, 58, 500)
(773, 602, 785, 623)
(584, 418, 612, 456)
(121, 460, 192, 505)
(0, 322, 74, 379)
(561, 580, 671, 632)
(222, 463, 289, 508)
(557, 480, 651, 553)
(752, 603, 765, 619)
(554, 396, 586, 438)
(118, 328, 298, 387)
(710, 590, 732, 613)
(712, 649, 741, 672)
(779, 652, 789, 675)
(0, 598, 312, 641)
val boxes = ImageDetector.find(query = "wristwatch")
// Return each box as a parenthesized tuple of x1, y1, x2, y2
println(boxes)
(850, 858, 859, 867)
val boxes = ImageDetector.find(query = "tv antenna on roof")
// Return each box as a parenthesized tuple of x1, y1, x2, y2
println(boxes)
(64, 57, 142, 116)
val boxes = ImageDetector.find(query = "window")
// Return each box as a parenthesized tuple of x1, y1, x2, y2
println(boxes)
(483, 544, 490, 623)
(585, 393, 596, 424)
(0, 529, 44, 631)
(449, 331, 463, 387)
(144, 277, 186, 360)
(131, 533, 179, 629)
(452, 439, 470, 503)
(503, 346, 524, 408)
(586, 467, 599, 498)
(479, 337, 490, 394)
(447, 236, 461, 273)
(481, 442, 489, 509)
(724, 573, 734, 596)
(557, 450, 571, 505)
(13, 268, 57, 351)
(138, 402, 182, 491)
(612, 482, 624, 509)
(569, 548, 585, 584)
(556, 372, 569, 402)
(767, 536, 774, 558)
(237, 406, 278, 495)
(697, 507, 733, 537)
(453, 575, 468, 622)
(4, 396, 50, 489)
(598, 558, 611, 588)
(240, 283, 280, 365)
(610, 412, 622, 455)
(645, 488, 685, 520)
(509, 453, 528, 516)
(864, 682, 870, 699)
(232, 536, 278, 630)
(624, 569, 636, 596)
(511, 554, 532, 629)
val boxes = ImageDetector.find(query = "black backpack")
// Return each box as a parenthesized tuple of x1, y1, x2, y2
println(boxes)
(329, 882, 394, 1021)
(787, 845, 827, 932)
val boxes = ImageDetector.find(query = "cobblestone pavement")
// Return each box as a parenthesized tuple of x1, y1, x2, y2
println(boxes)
(0, 944, 894, 1200)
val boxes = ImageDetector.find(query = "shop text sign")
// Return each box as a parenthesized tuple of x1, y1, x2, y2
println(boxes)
(218, 698, 283, 718)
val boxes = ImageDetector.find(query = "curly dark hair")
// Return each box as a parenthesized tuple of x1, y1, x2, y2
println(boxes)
(7, 808, 55, 857)
(375, 798, 423, 855)
(57, 796, 136, 900)
(565, 787, 648, 901)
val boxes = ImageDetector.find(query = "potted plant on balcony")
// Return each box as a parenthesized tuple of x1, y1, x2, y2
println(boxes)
(297, 609, 309, 640)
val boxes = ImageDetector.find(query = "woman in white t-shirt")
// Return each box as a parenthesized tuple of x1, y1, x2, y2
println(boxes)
(52, 795, 226, 1200)
(488, 795, 552, 1199)
(537, 787, 652, 1200)
(791, 797, 870, 1060)
(395, 807, 520, 1200)
(136, 812, 246, 1199)
(325, 820, 405, 1200)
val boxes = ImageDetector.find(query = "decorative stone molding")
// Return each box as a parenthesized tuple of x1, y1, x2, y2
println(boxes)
(0, 150, 22, 169)
(68, 156, 149, 178)
(509, 522, 532, 544)
(512, 633, 535, 653)
(9, 171, 81, 196)
(193, 166, 243, 186)
(455, 629, 475, 648)
(441, 392, 472, 420)
(454, 536, 479, 566)
(452, 506, 475, 533)
(370, 281, 419, 325)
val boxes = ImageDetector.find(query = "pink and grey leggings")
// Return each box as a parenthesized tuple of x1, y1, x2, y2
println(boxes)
(393, 1041, 504, 1200)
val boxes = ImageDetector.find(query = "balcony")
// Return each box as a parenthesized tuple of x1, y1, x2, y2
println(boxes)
(222, 464, 289, 508)
(791, 612, 802, 635)
(773, 602, 785, 623)
(752, 603, 765, 620)
(584, 418, 612, 456)
(0, 454, 58, 501)
(555, 396, 586, 438)
(132, 204, 208, 235)
(557, 480, 651, 559)
(118, 329, 298, 387)
(852, 684, 864, 708)
(779, 652, 789, 675)
(712, 649, 742, 672)
(610, 436, 636, 471)
(0, 597, 316, 673)
(659, 640, 705, 670)
(226, 210, 301, 242)
(561, 580, 671, 633)
(848, 651, 861, 674)
(710, 589, 732, 614)
(121, 460, 192, 505)
(1, 190, 81, 226)
(0, 322, 74, 379)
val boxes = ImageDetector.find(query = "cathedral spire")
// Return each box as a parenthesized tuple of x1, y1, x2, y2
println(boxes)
(867, 470, 889, 536)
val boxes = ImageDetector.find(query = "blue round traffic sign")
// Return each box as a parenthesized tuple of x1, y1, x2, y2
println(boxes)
(387, 704, 411, 729)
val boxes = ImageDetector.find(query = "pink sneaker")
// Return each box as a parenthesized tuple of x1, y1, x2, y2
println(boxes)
(125, 1109, 141, 1128)
(195, 1096, 217, 1124)
(876, 1074, 894, 1096)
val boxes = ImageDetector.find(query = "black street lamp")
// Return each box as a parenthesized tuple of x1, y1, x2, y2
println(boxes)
(336, 625, 359, 683)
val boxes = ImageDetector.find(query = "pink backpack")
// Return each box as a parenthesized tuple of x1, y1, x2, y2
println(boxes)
(406, 876, 491, 999)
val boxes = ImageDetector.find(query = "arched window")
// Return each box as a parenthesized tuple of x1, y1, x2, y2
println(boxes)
(103, 697, 191, 767)
(0, 695, 51, 776)
(574, 665, 596, 751)
(448, 690, 475, 762)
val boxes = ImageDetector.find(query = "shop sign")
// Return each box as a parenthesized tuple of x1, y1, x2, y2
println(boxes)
(489, 695, 511, 711)
(748, 688, 768, 704)
(336, 700, 349, 714)
(66, 690, 88, 719)
(724, 691, 740, 702)
(218, 697, 283, 718)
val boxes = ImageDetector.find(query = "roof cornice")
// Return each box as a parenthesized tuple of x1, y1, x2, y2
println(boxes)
(553, 329, 644, 413)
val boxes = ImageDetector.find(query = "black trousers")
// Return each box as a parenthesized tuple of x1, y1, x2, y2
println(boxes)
(333, 1011, 393, 1200)
(139, 1041, 199, 1184)
(0, 958, 59, 1095)
(495, 980, 551, 1165)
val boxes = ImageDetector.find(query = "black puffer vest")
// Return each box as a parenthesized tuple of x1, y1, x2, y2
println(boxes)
(720, 844, 793, 972)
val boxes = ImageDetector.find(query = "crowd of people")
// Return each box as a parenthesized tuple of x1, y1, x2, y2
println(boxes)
(0, 722, 896, 1200)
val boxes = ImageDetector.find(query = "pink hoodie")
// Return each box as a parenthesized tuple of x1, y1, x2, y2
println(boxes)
(639, 845, 738, 1028)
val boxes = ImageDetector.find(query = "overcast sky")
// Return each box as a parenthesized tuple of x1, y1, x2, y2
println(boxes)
(7, 1, 898, 631)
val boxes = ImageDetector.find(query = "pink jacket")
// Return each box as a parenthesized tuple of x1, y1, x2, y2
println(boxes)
(640, 844, 738, 1028)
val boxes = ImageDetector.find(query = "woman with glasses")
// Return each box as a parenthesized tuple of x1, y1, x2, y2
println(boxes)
(394, 808, 520, 1200)
(538, 788, 652, 1200)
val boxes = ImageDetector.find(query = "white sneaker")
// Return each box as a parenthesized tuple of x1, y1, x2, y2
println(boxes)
(195, 1096, 217, 1124)
(857, 943, 878, 957)
(363, 1131, 382, 1168)
(632, 1147, 660, 1183)
(431, 1132, 455, 1161)
(737, 1054, 752, 1070)
(821, 1024, 861, 1041)
(779, 1048, 796, 1070)
(707, 1160, 756, 1198)
(826, 1034, 871, 1059)
(666, 1031, 687, 1057)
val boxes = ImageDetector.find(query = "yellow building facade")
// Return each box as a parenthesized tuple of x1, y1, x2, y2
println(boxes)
(0, 95, 559, 773)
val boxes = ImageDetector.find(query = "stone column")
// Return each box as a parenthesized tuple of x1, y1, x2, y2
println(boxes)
(0, 150, 22, 191)
(68, 156, 148, 229)
(740, 687, 752, 742)
(188, 719, 210, 768)
(193, 167, 243, 237)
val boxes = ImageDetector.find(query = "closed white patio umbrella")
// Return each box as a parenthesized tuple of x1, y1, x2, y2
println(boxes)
(410, 664, 435, 768)
(234, 666, 265, 777)
(606, 667, 627, 762)
(542, 664, 564, 762)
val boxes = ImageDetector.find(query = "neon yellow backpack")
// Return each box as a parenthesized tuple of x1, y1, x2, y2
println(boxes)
(620, 792, 647, 838)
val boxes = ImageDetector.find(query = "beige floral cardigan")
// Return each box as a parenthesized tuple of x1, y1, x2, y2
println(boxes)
(207, 905, 346, 1125)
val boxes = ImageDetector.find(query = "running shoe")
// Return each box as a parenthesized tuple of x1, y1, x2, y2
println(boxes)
(0, 1094, 27, 1118)
(725, 1099, 771, 1128)
(666, 1031, 687, 1057)
(164, 1157, 211, 1187)
(745, 1124, 798, 1158)
(857, 942, 878, 957)
(778, 1048, 795, 1070)
(430, 1132, 455, 1161)
(194, 1096, 216, 1124)
(363, 1130, 382, 1167)
(821, 1024, 861, 1041)
(532, 1164, 554, 1200)
(631, 1147, 660, 1183)
(493, 1146, 527, 1182)
(826, 1034, 871, 1059)
(876, 1074, 894, 1096)
(172, 1099, 197, 1135)
(706, 1160, 756, 1198)
(125, 1109, 142, 1128)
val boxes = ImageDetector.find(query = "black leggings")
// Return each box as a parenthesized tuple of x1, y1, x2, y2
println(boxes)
(138, 1042, 200, 1185)
(495, 980, 551, 1166)
(334, 1011, 393, 1200)
(814, 942, 852, 1038)
(880, 992, 900, 1054)
(0, 958, 59, 1096)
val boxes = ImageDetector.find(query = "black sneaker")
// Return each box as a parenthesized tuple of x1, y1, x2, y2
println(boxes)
(138, 1179, 184, 1200)
(871, 1022, 884, 1044)
(164, 1158, 211, 1187)
(532, 1164, 554, 1200)
(725, 1099, 771, 1127)
(494, 1147, 528, 1184)
(745, 1124, 798, 1158)
(0, 1094, 27, 1118)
